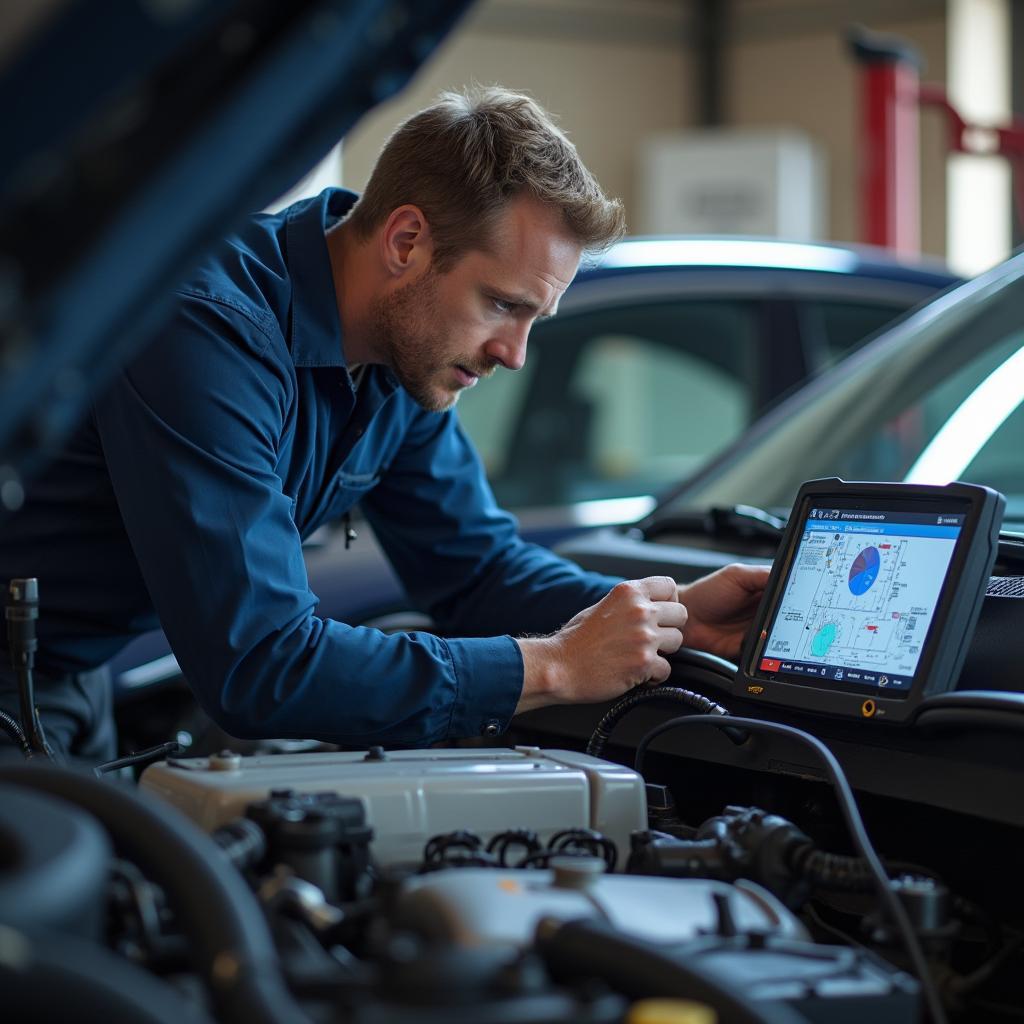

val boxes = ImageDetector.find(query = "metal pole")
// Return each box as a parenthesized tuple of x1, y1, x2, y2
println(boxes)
(849, 27, 922, 256)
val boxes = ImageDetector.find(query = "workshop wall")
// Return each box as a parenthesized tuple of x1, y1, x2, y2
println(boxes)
(342, 0, 950, 257)
(341, 0, 693, 231)
(728, 0, 948, 257)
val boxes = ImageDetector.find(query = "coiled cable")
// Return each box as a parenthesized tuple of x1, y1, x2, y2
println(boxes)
(0, 707, 31, 757)
(588, 686, 746, 758)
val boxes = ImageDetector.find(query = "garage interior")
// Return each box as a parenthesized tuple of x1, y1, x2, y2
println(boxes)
(2, 3, 1024, 1023)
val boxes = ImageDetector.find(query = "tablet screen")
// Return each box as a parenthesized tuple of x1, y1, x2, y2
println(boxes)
(757, 504, 964, 695)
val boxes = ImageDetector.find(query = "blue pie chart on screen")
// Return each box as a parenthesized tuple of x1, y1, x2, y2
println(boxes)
(848, 546, 880, 595)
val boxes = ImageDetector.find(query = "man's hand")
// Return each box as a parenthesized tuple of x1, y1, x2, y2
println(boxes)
(514, 565, 770, 714)
(676, 563, 770, 660)
(516, 576, 686, 714)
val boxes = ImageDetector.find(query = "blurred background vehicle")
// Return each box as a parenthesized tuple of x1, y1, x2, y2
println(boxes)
(558, 247, 1024, 585)
(456, 235, 958, 516)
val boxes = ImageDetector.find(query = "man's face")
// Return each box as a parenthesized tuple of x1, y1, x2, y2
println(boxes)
(372, 196, 582, 412)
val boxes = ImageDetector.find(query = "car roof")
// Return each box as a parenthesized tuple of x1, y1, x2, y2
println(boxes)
(577, 236, 959, 289)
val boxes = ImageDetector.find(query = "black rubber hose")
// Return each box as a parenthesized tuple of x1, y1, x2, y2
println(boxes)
(0, 763, 315, 1024)
(535, 916, 806, 1024)
(0, 925, 215, 1024)
(587, 686, 737, 759)
(794, 847, 941, 892)
(212, 817, 268, 872)
(798, 848, 876, 889)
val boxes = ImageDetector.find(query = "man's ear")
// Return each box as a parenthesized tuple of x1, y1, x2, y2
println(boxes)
(380, 205, 433, 279)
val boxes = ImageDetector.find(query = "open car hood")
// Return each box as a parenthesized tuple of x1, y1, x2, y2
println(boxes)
(0, 0, 473, 504)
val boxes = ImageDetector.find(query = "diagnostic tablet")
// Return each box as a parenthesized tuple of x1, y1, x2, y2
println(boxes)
(738, 478, 1004, 723)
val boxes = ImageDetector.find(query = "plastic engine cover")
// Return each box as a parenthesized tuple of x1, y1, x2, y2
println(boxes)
(139, 746, 645, 869)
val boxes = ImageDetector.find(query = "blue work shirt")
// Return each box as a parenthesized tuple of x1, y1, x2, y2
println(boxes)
(0, 189, 619, 746)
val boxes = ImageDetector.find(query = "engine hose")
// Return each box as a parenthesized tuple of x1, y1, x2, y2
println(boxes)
(799, 848, 877, 890)
(535, 916, 806, 1024)
(796, 847, 939, 892)
(212, 818, 268, 872)
(587, 686, 733, 759)
(0, 707, 31, 756)
(0, 924, 215, 1024)
(794, 847, 876, 888)
(0, 763, 316, 1024)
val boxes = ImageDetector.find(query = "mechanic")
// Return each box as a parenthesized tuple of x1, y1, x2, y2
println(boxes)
(0, 88, 768, 761)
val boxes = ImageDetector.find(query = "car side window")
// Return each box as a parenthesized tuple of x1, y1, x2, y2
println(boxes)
(801, 299, 911, 369)
(456, 300, 760, 508)
(570, 332, 749, 498)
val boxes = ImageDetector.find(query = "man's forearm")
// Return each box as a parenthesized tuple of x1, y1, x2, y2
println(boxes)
(515, 636, 567, 714)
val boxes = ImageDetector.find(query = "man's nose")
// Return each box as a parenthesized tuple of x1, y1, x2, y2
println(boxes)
(485, 322, 530, 372)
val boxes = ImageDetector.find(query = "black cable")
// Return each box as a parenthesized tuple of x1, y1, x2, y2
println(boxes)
(6, 579, 41, 752)
(15, 666, 34, 745)
(587, 685, 738, 759)
(0, 764, 316, 1024)
(32, 706, 58, 760)
(5, 578, 57, 760)
(0, 706, 31, 756)
(634, 715, 948, 1024)
(94, 741, 183, 777)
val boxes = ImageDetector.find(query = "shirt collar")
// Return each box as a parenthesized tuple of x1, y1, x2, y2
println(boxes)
(285, 187, 357, 369)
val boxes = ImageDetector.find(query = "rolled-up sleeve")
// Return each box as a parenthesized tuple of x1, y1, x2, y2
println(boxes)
(93, 293, 526, 745)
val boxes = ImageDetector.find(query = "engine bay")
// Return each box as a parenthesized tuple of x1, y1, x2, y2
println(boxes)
(4, 672, 1023, 1024)
(4, 480, 1024, 1023)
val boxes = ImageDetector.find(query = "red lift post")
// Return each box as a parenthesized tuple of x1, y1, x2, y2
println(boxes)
(849, 28, 922, 256)
(849, 26, 1024, 257)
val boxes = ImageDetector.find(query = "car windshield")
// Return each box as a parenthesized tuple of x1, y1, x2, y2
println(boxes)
(659, 252, 1024, 527)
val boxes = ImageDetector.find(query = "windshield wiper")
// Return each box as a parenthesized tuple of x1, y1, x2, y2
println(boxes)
(644, 504, 788, 543)
(997, 531, 1024, 568)
(719, 504, 788, 536)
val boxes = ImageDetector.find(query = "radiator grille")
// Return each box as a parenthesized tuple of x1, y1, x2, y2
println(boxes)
(985, 576, 1024, 598)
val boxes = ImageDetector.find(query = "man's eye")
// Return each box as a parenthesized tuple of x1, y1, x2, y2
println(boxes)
(491, 297, 514, 314)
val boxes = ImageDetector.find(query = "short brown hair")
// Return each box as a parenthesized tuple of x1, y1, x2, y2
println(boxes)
(347, 87, 625, 269)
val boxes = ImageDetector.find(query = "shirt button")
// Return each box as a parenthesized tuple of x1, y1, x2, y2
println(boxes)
(482, 719, 501, 737)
